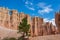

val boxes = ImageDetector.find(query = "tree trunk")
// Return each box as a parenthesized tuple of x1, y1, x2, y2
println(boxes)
(26, 32, 28, 36)
(22, 32, 29, 40)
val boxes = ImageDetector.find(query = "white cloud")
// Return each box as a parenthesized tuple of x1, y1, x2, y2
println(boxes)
(38, 7, 53, 14)
(44, 18, 56, 26)
(25, 5, 35, 10)
(30, 2, 33, 5)
(32, 13, 35, 15)
(25, 1, 35, 11)
(28, 7, 35, 10)
(37, 2, 53, 15)
(25, 1, 29, 5)
(44, 18, 50, 22)
(37, 2, 46, 8)
(50, 18, 55, 26)
(25, 1, 33, 5)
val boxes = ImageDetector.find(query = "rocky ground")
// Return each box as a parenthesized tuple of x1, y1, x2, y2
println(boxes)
(0, 26, 22, 40)
(29, 34, 60, 40)
(0, 26, 60, 40)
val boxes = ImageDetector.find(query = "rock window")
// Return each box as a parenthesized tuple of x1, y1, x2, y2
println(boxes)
(9, 11, 12, 15)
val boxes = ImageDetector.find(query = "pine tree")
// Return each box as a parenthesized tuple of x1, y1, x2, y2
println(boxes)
(18, 17, 30, 38)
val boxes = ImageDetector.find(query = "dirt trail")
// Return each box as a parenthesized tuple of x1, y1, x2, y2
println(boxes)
(29, 34, 60, 40)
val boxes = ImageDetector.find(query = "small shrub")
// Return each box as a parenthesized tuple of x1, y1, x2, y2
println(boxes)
(2, 37, 9, 40)
(9, 37, 16, 40)
(18, 36, 24, 40)
(2, 37, 16, 40)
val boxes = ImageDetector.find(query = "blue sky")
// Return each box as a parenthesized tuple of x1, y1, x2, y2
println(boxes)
(0, 0, 60, 25)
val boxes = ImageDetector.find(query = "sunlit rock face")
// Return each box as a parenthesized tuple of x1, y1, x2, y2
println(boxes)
(55, 12, 60, 33)
(0, 7, 31, 39)
(0, 7, 59, 38)
(0, 7, 31, 30)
